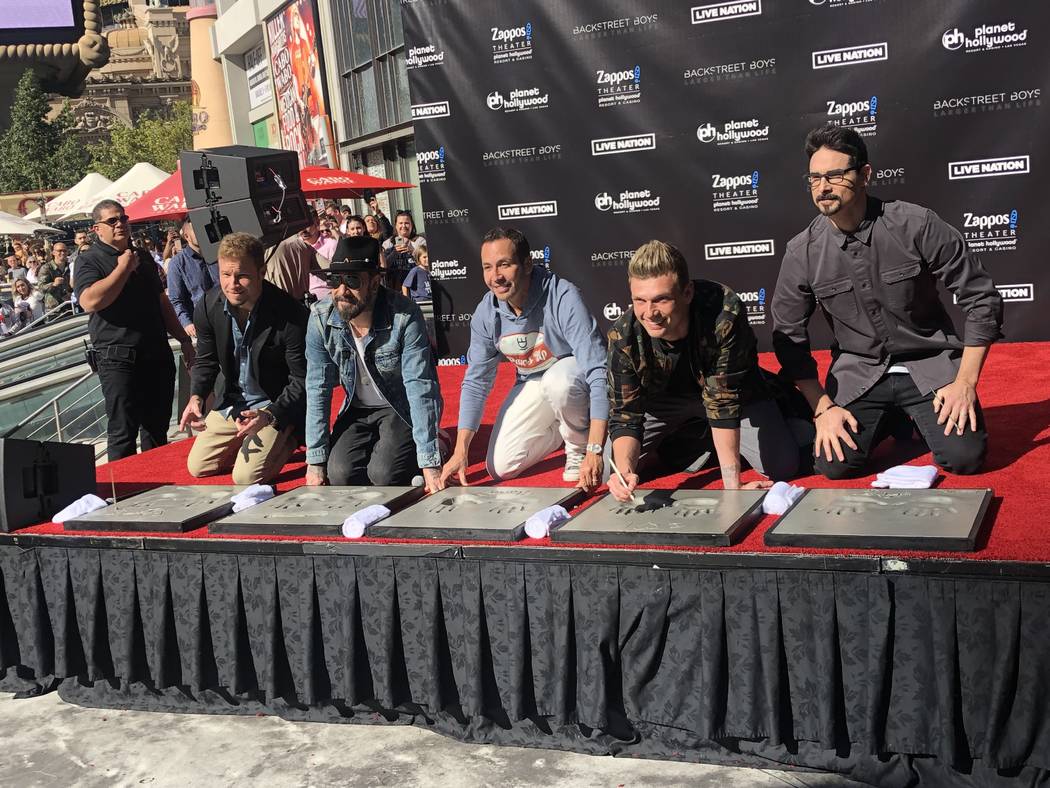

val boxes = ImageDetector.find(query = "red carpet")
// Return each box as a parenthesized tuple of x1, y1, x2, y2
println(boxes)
(31, 342, 1050, 563)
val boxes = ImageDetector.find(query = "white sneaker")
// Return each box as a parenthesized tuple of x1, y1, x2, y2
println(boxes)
(562, 444, 585, 482)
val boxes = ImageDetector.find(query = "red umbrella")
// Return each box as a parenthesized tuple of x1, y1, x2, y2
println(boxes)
(126, 163, 187, 223)
(298, 165, 414, 199)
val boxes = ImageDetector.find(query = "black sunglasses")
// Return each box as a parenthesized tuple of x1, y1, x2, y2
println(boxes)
(96, 215, 129, 227)
(326, 272, 364, 290)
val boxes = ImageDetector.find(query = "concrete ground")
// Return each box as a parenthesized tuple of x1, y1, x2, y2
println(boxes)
(0, 691, 866, 787)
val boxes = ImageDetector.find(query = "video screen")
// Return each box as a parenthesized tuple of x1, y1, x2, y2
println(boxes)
(0, 0, 74, 29)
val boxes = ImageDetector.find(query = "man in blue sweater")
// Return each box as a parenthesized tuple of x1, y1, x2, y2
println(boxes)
(440, 228, 608, 490)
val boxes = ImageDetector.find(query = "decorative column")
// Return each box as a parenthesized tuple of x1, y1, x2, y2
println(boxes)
(187, 3, 232, 148)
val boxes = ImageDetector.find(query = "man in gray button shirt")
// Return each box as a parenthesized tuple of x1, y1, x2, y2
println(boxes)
(772, 124, 1003, 479)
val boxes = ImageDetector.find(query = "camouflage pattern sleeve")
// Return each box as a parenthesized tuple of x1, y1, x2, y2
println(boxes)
(701, 291, 757, 427)
(606, 324, 646, 441)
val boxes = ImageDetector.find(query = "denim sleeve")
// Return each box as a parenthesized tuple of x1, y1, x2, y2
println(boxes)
(771, 244, 819, 382)
(457, 301, 501, 432)
(166, 256, 193, 328)
(400, 304, 444, 468)
(304, 311, 339, 465)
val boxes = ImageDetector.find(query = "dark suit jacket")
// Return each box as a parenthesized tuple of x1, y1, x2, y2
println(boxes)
(190, 280, 309, 432)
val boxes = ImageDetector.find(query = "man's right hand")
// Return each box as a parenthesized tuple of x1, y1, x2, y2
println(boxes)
(178, 395, 206, 432)
(439, 449, 470, 486)
(608, 470, 639, 502)
(814, 405, 859, 463)
(184, 323, 197, 339)
(305, 464, 328, 486)
(117, 249, 138, 272)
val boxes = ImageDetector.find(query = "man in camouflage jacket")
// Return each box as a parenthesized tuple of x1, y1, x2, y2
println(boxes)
(605, 240, 810, 501)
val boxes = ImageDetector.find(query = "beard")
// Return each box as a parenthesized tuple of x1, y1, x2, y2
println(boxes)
(336, 288, 375, 321)
(815, 194, 842, 215)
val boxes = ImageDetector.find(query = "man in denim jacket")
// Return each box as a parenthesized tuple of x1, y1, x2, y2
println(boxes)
(303, 236, 446, 490)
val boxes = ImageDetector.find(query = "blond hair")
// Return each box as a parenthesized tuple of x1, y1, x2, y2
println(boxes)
(627, 240, 689, 290)
(217, 232, 265, 269)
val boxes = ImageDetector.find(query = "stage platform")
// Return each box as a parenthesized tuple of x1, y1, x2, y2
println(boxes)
(1, 344, 1048, 787)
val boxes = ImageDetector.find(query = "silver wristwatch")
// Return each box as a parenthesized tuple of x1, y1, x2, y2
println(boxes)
(585, 442, 604, 455)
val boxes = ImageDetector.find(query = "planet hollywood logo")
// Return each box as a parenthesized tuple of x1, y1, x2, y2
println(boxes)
(405, 43, 445, 69)
(430, 258, 467, 281)
(948, 156, 1029, 180)
(690, 0, 762, 25)
(809, 0, 878, 7)
(497, 200, 558, 221)
(491, 22, 533, 64)
(603, 302, 627, 321)
(870, 165, 905, 186)
(423, 207, 470, 226)
(596, 66, 642, 108)
(962, 209, 1020, 253)
(704, 239, 775, 260)
(481, 143, 562, 167)
(932, 88, 1041, 117)
(594, 188, 661, 215)
(811, 42, 887, 69)
(711, 170, 760, 213)
(486, 87, 549, 114)
(591, 249, 634, 268)
(410, 100, 450, 120)
(684, 56, 776, 85)
(530, 245, 553, 270)
(696, 118, 769, 146)
(942, 22, 1028, 54)
(738, 288, 768, 326)
(826, 95, 879, 136)
(416, 146, 446, 183)
(591, 133, 656, 156)
(571, 12, 658, 40)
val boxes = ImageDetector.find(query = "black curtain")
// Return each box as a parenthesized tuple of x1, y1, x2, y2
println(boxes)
(2, 544, 1049, 787)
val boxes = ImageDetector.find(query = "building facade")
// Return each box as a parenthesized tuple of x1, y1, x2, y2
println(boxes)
(212, 0, 423, 227)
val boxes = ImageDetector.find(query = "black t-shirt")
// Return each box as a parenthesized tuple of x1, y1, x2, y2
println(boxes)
(74, 241, 167, 351)
(662, 337, 701, 397)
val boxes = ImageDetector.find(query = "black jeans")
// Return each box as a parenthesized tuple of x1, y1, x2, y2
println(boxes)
(816, 372, 987, 479)
(96, 345, 176, 461)
(328, 404, 417, 486)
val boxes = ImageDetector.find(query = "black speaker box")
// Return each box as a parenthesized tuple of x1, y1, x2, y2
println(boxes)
(0, 439, 97, 532)
(188, 193, 311, 264)
(180, 146, 302, 209)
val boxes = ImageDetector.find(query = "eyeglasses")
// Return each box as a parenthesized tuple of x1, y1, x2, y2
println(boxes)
(804, 167, 859, 189)
(96, 215, 129, 227)
(326, 272, 364, 290)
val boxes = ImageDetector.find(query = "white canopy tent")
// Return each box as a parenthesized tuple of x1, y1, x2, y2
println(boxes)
(23, 173, 113, 222)
(54, 162, 170, 222)
(0, 211, 62, 236)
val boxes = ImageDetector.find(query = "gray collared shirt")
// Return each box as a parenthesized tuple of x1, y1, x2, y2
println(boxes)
(772, 196, 1003, 406)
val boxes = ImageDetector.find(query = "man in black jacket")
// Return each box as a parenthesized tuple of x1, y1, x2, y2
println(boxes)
(179, 232, 308, 484)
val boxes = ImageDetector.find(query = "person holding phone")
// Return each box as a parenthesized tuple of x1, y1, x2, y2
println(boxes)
(381, 210, 426, 290)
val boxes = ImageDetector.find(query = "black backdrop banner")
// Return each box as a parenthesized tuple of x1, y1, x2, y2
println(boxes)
(401, 0, 1049, 360)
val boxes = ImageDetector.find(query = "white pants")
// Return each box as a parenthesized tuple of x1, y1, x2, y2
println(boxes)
(486, 356, 590, 481)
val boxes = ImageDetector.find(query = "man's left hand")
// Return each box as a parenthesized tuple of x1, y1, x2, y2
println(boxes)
(421, 467, 445, 493)
(180, 339, 196, 370)
(576, 452, 604, 493)
(933, 380, 978, 436)
(236, 409, 273, 439)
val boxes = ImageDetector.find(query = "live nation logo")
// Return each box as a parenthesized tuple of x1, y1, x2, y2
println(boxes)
(696, 118, 769, 146)
(684, 56, 775, 85)
(416, 146, 446, 183)
(932, 88, 1041, 117)
(942, 21, 1028, 54)
(423, 207, 470, 226)
(962, 209, 1020, 253)
(591, 133, 656, 156)
(704, 239, 775, 260)
(497, 200, 558, 220)
(957, 284, 1035, 304)
(691, 0, 762, 25)
(481, 143, 562, 167)
(491, 22, 533, 64)
(826, 95, 879, 136)
(812, 42, 887, 69)
(948, 156, 1029, 180)
(410, 100, 450, 120)
(738, 288, 768, 326)
(596, 66, 641, 108)
(594, 188, 661, 215)
(711, 170, 759, 212)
